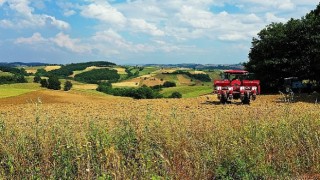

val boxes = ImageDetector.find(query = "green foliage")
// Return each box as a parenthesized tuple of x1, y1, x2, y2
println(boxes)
(0, 66, 27, 76)
(33, 75, 41, 83)
(47, 76, 61, 90)
(245, 3, 320, 92)
(168, 70, 211, 82)
(163, 81, 176, 87)
(0, 66, 28, 84)
(74, 69, 120, 84)
(40, 79, 48, 88)
(35, 69, 48, 77)
(48, 61, 116, 78)
(169, 91, 182, 98)
(97, 84, 163, 99)
(63, 81, 73, 91)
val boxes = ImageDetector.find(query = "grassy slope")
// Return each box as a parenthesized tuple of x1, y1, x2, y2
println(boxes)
(0, 83, 41, 98)
(161, 85, 212, 98)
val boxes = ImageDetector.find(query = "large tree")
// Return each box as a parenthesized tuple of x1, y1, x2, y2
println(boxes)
(244, 3, 320, 92)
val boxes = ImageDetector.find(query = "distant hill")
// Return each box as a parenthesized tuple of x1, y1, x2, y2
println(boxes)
(137, 63, 244, 70)
(0, 62, 49, 67)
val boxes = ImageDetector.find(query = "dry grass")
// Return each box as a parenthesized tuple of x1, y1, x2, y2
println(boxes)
(112, 82, 140, 87)
(0, 90, 319, 179)
(113, 67, 127, 74)
(44, 65, 61, 71)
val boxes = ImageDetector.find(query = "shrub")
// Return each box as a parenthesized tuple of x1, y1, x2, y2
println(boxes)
(163, 81, 176, 87)
(47, 76, 61, 90)
(40, 79, 48, 88)
(64, 81, 73, 91)
(169, 91, 182, 98)
(33, 75, 41, 83)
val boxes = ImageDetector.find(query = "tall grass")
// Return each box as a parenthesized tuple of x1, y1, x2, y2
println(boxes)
(0, 103, 319, 179)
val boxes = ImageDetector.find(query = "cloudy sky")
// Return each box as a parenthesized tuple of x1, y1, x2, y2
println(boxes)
(0, 0, 319, 65)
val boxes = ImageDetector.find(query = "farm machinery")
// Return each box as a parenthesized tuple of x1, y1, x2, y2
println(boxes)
(213, 70, 260, 104)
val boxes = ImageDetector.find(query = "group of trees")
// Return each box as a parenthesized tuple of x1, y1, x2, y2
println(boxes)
(34, 75, 72, 91)
(0, 66, 27, 84)
(47, 61, 116, 78)
(74, 69, 120, 84)
(97, 82, 163, 99)
(97, 82, 182, 99)
(245, 3, 320, 92)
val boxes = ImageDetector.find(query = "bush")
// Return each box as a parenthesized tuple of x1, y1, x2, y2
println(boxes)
(169, 91, 182, 98)
(163, 81, 176, 88)
(74, 69, 120, 84)
(33, 75, 41, 83)
(40, 79, 48, 88)
(47, 76, 61, 90)
(64, 81, 73, 91)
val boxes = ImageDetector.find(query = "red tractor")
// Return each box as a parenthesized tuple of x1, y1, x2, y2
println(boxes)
(213, 70, 260, 104)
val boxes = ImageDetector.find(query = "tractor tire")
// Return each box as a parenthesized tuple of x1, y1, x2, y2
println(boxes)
(242, 96, 250, 105)
(220, 95, 227, 104)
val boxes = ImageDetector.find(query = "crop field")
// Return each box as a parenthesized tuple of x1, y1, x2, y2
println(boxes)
(161, 85, 212, 98)
(0, 86, 320, 179)
(0, 83, 41, 98)
(44, 65, 61, 71)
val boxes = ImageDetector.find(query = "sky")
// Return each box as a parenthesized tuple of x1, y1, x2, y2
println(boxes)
(0, 0, 319, 65)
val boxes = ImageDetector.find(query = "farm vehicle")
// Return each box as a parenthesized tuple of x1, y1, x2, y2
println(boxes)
(213, 70, 260, 104)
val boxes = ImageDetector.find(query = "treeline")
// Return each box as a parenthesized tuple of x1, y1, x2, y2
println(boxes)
(0, 66, 27, 84)
(47, 61, 116, 78)
(74, 69, 120, 84)
(165, 70, 211, 82)
(97, 83, 163, 99)
(0, 66, 27, 76)
(245, 3, 320, 92)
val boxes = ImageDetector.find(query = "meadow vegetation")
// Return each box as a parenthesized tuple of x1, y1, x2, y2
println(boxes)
(0, 92, 319, 179)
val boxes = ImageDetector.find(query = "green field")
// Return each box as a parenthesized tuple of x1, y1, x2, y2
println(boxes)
(0, 83, 41, 98)
(161, 85, 212, 98)
(138, 67, 160, 76)
(0, 71, 13, 77)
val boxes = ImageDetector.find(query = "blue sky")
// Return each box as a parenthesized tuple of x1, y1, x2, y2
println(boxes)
(0, 0, 319, 65)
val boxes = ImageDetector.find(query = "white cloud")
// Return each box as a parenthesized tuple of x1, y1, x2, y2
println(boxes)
(0, 19, 14, 28)
(15, 32, 47, 44)
(0, 0, 6, 6)
(129, 18, 164, 36)
(51, 32, 89, 53)
(81, 2, 127, 26)
(265, 13, 287, 23)
(0, 0, 70, 30)
(64, 10, 76, 17)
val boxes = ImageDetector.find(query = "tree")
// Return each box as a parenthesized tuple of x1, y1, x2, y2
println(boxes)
(163, 81, 176, 87)
(64, 81, 73, 91)
(47, 76, 61, 90)
(33, 74, 41, 83)
(244, 3, 320, 92)
(40, 79, 48, 88)
(169, 91, 182, 98)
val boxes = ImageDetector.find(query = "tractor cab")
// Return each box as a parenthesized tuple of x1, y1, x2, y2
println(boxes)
(282, 77, 304, 93)
(214, 70, 260, 104)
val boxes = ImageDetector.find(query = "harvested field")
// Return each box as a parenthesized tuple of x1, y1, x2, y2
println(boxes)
(177, 74, 192, 85)
(112, 81, 139, 87)
(44, 65, 61, 71)
(0, 89, 319, 179)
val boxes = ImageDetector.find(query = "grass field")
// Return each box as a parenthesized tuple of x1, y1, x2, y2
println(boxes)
(0, 89, 319, 179)
(161, 85, 212, 98)
(0, 83, 40, 98)
(0, 71, 14, 76)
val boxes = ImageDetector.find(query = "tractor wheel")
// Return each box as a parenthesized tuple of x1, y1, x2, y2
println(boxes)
(220, 95, 227, 104)
(242, 96, 250, 105)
